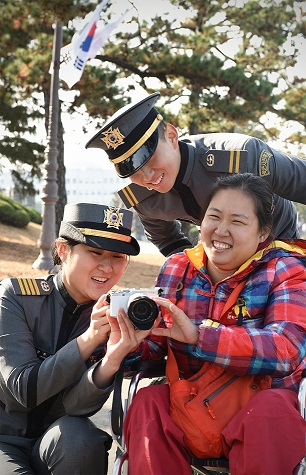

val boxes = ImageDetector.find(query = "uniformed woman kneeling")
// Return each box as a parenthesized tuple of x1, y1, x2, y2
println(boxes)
(0, 203, 149, 475)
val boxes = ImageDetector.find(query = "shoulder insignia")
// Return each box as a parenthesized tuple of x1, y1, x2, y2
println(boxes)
(259, 150, 271, 176)
(11, 278, 53, 296)
(118, 183, 156, 209)
(202, 149, 248, 174)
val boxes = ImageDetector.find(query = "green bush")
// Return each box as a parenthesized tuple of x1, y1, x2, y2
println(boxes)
(0, 194, 24, 210)
(0, 199, 30, 227)
(0, 194, 42, 228)
(25, 206, 42, 225)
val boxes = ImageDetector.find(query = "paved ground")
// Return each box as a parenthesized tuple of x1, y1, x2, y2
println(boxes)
(90, 386, 121, 474)
(90, 378, 150, 474)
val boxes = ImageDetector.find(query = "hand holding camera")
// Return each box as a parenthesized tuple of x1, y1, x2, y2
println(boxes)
(106, 288, 163, 330)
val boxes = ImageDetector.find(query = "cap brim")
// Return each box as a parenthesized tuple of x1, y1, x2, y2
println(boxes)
(59, 222, 140, 256)
(115, 129, 159, 178)
(85, 92, 161, 151)
(83, 235, 140, 256)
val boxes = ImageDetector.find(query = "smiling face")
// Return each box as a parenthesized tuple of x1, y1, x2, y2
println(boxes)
(200, 188, 269, 284)
(129, 123, 181, 193)
(57, 242, 127, 303)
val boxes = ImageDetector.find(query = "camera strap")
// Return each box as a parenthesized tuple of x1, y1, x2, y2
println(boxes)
(111, 362, 125, 437)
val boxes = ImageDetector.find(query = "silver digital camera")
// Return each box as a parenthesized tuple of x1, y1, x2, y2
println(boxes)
(106, 288, 162, 330)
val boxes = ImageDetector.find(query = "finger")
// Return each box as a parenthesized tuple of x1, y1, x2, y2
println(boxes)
(117, 312, 150, 346)
(155, 297, 181, 317)
(95, 294, 108, 309)
(101, 322, 111, 333)
(154, 297, 183, 317)
(117, 311, 135, 337)
(107, 313, 120, 330)
(167, 302, 190, 323)
(152, 315, 162, 329)
(154, 296, 172, 309)
(151, 327, 171, 337)
(93, 305, 109, 319)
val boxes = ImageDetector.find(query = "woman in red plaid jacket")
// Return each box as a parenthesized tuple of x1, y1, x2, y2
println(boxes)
(123, 173, 306, 475)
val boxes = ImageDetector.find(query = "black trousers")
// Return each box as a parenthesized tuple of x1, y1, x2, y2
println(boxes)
(0, 415, 112, 474)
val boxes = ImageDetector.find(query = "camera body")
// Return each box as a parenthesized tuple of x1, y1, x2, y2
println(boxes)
(107, 287, 162, 330)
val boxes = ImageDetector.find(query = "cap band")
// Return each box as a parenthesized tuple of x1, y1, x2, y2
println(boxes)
(78, 227, 131, 243)
(110, 114, 163, 165)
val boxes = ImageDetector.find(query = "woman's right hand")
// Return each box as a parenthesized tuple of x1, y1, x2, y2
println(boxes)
(77, 295, 111, 361)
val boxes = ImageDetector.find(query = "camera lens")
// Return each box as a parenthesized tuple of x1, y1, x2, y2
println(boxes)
(127, 295, 159, 330)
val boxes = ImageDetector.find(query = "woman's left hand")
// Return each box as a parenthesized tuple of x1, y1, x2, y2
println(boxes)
(92, 307, 158, 388)
(151, 297, 198, 345)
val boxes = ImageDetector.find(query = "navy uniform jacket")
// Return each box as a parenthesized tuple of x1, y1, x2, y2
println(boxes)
(118, 133, 305, 256)
(0, 273, 112, 439)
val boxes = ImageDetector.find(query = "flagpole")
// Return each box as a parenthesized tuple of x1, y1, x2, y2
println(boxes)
(33, 20, 62, 270)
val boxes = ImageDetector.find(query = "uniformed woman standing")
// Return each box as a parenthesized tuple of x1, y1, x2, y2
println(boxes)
(0, 203, 148, 474)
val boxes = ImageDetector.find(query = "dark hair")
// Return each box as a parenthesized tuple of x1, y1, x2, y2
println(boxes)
(205, 173, 274, 237)
(51, 238, 80, 266)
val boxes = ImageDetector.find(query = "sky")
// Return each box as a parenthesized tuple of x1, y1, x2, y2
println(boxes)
(58, 0, 306, 170)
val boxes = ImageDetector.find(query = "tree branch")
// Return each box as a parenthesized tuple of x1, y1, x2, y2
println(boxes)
(95, 54, 171, 86)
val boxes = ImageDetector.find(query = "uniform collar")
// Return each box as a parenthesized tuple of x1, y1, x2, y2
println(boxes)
(174, 141, 195, 190)
(57, 272, 95, 316)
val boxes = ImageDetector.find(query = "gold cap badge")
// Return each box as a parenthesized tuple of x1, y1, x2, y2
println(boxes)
(103, 207, 123, 229)
(101, 127, 125, 149)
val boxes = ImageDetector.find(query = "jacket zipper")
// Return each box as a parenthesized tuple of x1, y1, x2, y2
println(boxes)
(72, 304, 81, 315)
(203, 375, 238, 419)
